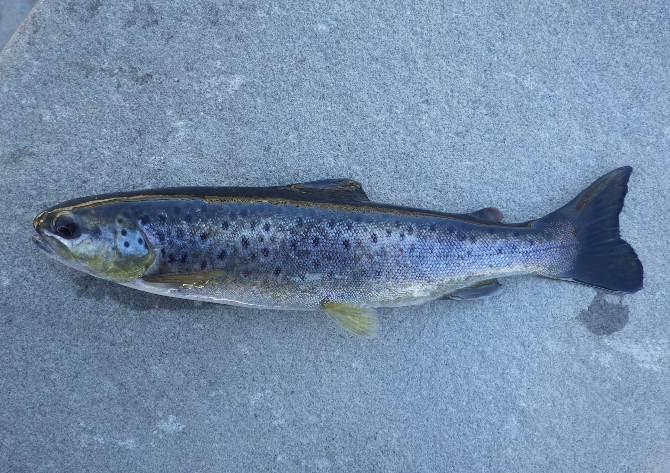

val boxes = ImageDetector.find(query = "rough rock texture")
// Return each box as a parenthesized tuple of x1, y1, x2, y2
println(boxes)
(1, 1, 668, 472)
(0, 0, 37, 49)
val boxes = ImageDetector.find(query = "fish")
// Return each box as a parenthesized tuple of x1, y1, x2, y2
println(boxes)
(33, 167, 643, 336)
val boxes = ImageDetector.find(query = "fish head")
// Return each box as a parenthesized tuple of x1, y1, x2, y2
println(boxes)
(33, 202, 155, 282)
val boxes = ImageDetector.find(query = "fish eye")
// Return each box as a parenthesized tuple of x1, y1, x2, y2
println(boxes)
(53, 215, 80, 239)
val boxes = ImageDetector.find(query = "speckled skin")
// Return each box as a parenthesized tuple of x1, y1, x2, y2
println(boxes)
(75, 197, 578, 309)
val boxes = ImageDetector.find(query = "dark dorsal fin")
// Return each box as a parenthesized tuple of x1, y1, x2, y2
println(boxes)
(280, 179, 370, 203)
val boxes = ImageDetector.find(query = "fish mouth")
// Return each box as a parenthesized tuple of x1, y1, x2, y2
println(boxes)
(32, 232, 54, 255)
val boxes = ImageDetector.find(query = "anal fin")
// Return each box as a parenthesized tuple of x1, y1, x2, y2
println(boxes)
(321, 301, 378, 337)
(442, 279, 503, 300)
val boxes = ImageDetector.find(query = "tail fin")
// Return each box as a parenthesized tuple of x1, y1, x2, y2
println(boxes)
(541, 166, 643, 293)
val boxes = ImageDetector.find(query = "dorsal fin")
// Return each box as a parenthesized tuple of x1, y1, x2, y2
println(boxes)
(281, 179, 370, 203)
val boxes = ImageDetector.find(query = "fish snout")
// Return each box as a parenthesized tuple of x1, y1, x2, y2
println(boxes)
(33, 209, 49, 232)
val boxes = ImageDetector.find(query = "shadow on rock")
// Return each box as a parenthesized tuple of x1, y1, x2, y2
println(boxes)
(70, 274, 208, 311)
(577, 291, 629, 335)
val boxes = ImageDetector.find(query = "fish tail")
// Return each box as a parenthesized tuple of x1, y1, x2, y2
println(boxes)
(539, 166, 643, 293)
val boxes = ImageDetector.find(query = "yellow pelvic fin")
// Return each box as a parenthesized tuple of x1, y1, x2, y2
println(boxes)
(142, 270, 225, 289)
(321, 301, 378, 337)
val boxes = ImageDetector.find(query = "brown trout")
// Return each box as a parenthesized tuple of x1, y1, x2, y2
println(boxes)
(33, 167, 643, 335)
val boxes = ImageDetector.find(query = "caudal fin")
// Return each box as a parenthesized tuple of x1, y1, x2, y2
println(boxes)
(541, 166, 643, 293)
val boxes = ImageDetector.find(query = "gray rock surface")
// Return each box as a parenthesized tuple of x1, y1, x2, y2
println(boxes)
(1, 1, 669, 471)
(0, 0, 37, 49)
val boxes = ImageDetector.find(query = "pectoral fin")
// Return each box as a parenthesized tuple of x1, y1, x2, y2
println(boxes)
(321, 301, 378, 337)
(442, 279, 503, 300)
(142, 270, 225, 289)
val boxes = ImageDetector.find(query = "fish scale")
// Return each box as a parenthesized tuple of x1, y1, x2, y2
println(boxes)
(122, 200, 573, 309)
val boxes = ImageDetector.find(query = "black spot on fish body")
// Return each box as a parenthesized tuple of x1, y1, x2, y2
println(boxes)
(386, 229, 392, 237)
(137, 237, 144, 245)
(371, 233, 378, 243)
(160, 248, 166, 256)
(577, 292, 629, 335)
(217, 250, 226, 260)
(497, 248, 503, 255)
(346, 222, 353, 231)
(222, 221, 229, 230)
(117, 218, 124, 224)
(399, 232, 405, 240)
(123, 241, 130, 248)
(313, 260, 321, 269)
(273, 267, 281, 276)
(407, 226, 414, 235)
(121, 229, 127, 236)
(249, 221, 257, 230)
(168, 254, 176, 264)
(263, 222, 271, 232)
(342, 239, 351, 250)
(312, 237, 320, 246)
(200, 233, 208, 241)
(328, 219, 336, 229)
(241, 237, 250, 249)
(261, 247, 270, 257)
(457, 232, 466, 241)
